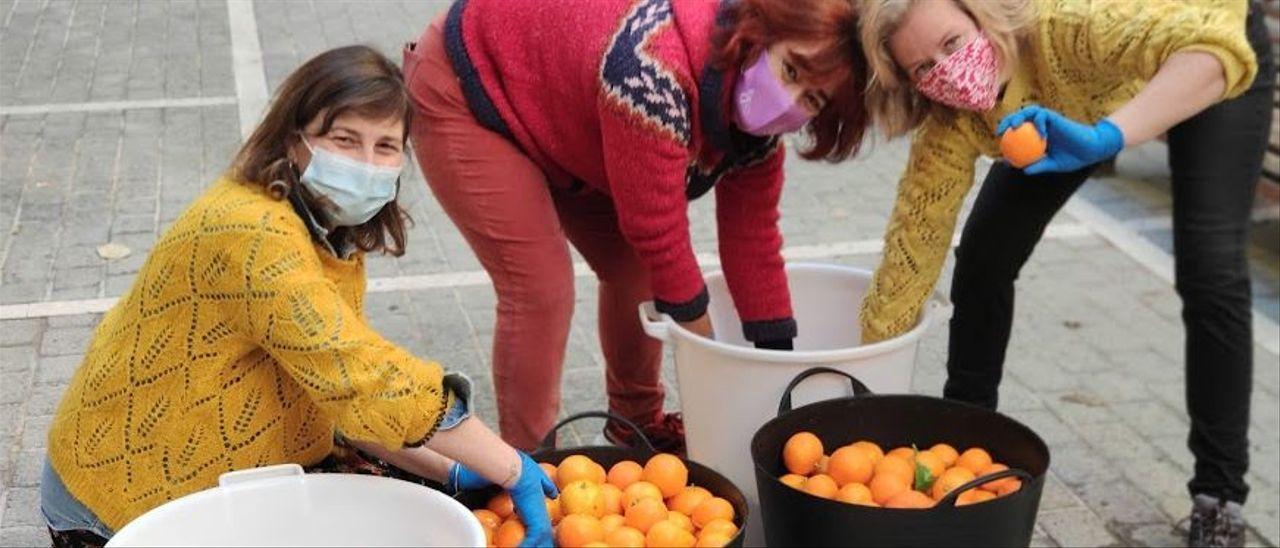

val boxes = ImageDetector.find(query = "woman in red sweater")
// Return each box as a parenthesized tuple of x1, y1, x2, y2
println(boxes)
(404, 0, 869, 451)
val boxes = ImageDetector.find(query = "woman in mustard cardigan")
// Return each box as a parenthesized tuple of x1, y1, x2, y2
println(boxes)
(41, 46, 554, 548)
(856, 0, 1272, 545)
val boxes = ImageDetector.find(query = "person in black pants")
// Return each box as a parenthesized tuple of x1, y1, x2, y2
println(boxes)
(944, 5, 1274, 547)
(855, 0, 1273, 545)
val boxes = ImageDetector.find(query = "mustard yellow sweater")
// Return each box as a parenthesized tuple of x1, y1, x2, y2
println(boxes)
(49, 179, 450, 530)
(860, 0, 1258, 342)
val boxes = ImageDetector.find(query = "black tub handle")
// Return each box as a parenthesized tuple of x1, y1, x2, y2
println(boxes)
(778, 367, 873, 416)
(934, 467, 1034, 508)
(537, 411, 658, 454)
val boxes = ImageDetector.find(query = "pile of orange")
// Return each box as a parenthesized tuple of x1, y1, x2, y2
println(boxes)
(779, 432, 1021, 509)
(475, 453, 738, 547)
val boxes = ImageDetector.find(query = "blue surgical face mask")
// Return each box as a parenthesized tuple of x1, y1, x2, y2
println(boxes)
(297, 135, 402, 227)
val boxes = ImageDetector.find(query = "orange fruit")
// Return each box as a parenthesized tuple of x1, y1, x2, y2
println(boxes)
(582, 543, 610, 548)
(600, 483, 624, 515)
(1000, 122, 1047, 168)
(647, 519, 696, 547)
(557, 513, 605, 548)
(827, 446, 874, 486)
(885, 490, 936, 509)
(698, 518, 739, 539)
(473, 508, 502, 531)
(835, 482, 875, 506)
(561, 480, 606, 517)
(782, 432, 824, 475)
(622, 481, 664, 508)
(487, 492, 515, 519)
(546, 497, 564, 524)
(929, 443, 959, 467)
(802, 474, 839, 499)
(696, 531, 734, 547)
(873, 455, 914, 484)
(994, 480, 1022, 497)
(931, 467, 977, 500)
(869, 473, 910, 505)
(850, 441, 885, 464)
(956, 489, 997, 506)
(600, 513, 626, 535)
(886, 446, 915, 460)
(494, 519, 525, 547)
(915, 450, 946, 479)
(815, 455, 831, 474)
(643, 453, 690, 499)
(667, 510, 694, 533)
(558, 455, 602, 488)
(624, 497, 668, 533)
(978, 463, 1019, 493)
(691, 497, 735, 529)
(605, 525, 646, 548)
(955, 448, 993, 475)
(540, 462, 559, 486)
(592, 463, 608, 483)
(608, 460, 644, 489)
(779, 473, 806, 490)
(668, 486, 713, 515)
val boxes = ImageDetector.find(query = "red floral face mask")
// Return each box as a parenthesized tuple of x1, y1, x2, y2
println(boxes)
(915, 33, 1000, 112)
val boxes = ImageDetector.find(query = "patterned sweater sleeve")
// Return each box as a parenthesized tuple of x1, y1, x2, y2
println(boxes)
(1045, 0, 1257, 100)
(860, 118, 981, 343)
(238, 227, 450, 450)
(715, 141, 795, 342)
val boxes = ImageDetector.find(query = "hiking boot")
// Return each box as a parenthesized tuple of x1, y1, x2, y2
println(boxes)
(1187, 494, 1245, 548)
(604, 412, 686, 456)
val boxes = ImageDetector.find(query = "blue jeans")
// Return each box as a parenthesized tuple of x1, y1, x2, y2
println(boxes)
(40, 460, 114, 540)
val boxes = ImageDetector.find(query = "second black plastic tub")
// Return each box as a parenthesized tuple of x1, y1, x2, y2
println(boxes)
(751, 368, 1050, 547)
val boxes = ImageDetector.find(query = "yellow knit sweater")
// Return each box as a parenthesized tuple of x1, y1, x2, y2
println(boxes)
(48, 179, 450, 530)
(859, 0, 1258, 343)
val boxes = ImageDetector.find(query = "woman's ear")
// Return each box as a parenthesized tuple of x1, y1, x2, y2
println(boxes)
(286, 134, 310, 174)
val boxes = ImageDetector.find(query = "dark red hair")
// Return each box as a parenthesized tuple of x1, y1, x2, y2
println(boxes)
(712, 0, 868, 162)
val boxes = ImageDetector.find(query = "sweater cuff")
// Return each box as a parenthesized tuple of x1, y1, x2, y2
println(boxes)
(742, 317, 797, 342)
(654, 285, 710, 322)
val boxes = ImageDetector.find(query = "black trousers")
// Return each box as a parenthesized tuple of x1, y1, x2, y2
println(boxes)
(943, 4, 1274, 504)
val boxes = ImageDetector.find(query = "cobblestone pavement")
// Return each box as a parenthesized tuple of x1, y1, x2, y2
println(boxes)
(2, 1, 1278, 546)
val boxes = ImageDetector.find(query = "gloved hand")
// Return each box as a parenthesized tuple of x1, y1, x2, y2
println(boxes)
(445, 462, 492, 494)
(508, 452, 558, 547)
(996, 105, 1125, 175)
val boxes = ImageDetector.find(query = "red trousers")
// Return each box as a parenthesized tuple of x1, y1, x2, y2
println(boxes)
(405, 18, 665, 450)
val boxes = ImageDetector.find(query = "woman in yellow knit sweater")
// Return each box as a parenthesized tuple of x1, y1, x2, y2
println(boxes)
(856, 0, 1272, 545)
(41, 46, 555, 547)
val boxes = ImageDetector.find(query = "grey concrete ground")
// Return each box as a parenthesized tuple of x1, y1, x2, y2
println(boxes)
(1, 1, 1278, 547)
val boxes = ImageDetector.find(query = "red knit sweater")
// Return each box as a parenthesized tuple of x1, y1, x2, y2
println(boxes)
(445, 0, 794, 341)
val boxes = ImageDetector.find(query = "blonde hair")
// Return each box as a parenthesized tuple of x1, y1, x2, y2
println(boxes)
(859, 0, 1036, 138)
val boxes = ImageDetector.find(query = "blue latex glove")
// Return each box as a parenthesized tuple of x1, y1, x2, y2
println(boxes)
(509, 452, 558, 548)
(445, 462, 492, 494)
(996, 105, 1125, 175)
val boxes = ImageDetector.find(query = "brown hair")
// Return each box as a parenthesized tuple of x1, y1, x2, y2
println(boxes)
(230, 45, 413, 256)
(860, 0, 1036, 138)
(711, 0, 869, 162)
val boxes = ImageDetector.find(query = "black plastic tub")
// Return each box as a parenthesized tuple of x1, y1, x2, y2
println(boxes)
(455, 411, 749, 547)
(751, 368, 1050, 547)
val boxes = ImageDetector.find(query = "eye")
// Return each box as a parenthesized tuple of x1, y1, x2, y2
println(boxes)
(331, 135, 356, 146)
(378, 142, 402, 153)
(944, 35, 962, 54)
(914, 60, 936, 79)
(783, 61, 798, 83)
(805, 93, 824, 113)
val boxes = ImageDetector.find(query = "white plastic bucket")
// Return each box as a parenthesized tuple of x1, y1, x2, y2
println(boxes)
(639, 263, 951, 545)
(106, 464, 486, 547)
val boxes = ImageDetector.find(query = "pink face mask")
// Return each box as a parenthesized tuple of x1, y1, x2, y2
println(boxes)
(733, 52, 813, 136)
(915, 33, 1000, 112)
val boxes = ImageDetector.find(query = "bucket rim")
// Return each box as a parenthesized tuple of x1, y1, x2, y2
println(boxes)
(653, 263, 949, 361)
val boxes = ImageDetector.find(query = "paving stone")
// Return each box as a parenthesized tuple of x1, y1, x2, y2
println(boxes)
(18, 416, 52, 451)
(0, 488, 40, 528)
(1037, 507, 1121, 547)
(0, 347, 35, 375)
(1074, 478, 1170, 527)
(8, 451, 43, 489)
(0, 321, 39, 348)
(1110, 400, 1189, 439)
(37, 327, 93, 357)
(0, 526, 48, 548)
(32, 353, 79, 386)
(1125, 523, 1184, 547)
